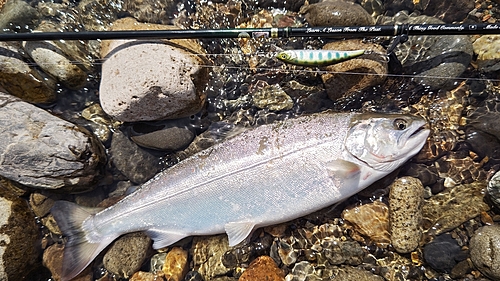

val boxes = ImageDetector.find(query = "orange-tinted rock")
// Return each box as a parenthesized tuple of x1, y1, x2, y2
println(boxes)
(239, 256, 285, 281)
(342, 200, 391, 246)
(130, 271, 164, 281)
(162, 247, 188, 281)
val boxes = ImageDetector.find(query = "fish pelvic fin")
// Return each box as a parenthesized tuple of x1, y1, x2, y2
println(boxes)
(51, 201, 111, 281)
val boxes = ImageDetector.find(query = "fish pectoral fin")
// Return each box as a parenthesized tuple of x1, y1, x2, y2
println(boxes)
(225, 221, 255, 247)
(145, 229, 186, 249)
(326, 159, 360, 178)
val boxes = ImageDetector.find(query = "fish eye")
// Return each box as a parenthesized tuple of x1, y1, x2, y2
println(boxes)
(393, 118, 408, 130)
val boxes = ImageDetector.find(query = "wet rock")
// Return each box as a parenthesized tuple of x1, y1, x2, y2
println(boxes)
(0, 0, 38, 30)
(423, 234, 467, 273)
(323, 241, 365, 266)
(239, 256, 285, 281)
(131, 127, 194, 151)
(150, 252, 167, 274)
(122, 0, 176, 24)
(109, 130, 161, 184)
(330, 266, 385, 281)
(488, 170, 500, 210)
(163, 247, 189, 281)
(359, 0, 384, 17)
(473, 35, 500, 72)
(81, 103, 115, 143)
(252, 84, 293, 111)
(465, 127, 500, 162)
(43, 243, 93, 281)
(321, 40, 388, 100)
(470, 225, 500, 280)
(299, 0, 375, 26)
(30, 192, 56, 218)
(0, 186, 39, 281)
(419, 0, 474, 22)
(130, 271, 162, 281)
(389, 177, 424, 254)
(422, 181, 490, 235)
(23, 21, 87, 89)
(183, 271, 204, 281)
(103, 232, 152, 279)
(99, 18, 208, 122)
(0, 91, 104, 190)
(342, 201, 391, 245)
(192, 234, 231, 280)
(379, 12, 472, 89)
(0, 42, 56, 103)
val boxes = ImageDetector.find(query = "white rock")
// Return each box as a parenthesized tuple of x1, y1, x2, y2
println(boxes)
(99, 40, 207, 122)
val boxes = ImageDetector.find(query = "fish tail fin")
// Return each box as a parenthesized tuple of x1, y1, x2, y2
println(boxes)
(51, 201, 110, 281)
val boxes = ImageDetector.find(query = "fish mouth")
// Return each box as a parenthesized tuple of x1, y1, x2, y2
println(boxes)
(399, 120, 430, 154)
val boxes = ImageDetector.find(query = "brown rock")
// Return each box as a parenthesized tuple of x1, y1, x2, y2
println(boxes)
(239, 256, 285, 281)
(162, 247, 189, 281)
(342, 200, 390, 246)
(103, 232, 152, 278)
(130, 271, 164, 281)
(321, 39, 387, 100)
(43, 243, 93, 281)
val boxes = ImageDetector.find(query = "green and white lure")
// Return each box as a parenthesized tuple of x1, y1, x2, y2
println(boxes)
(276, 49, 365, 66)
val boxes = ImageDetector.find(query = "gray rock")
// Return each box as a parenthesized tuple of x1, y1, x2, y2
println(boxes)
(110, 130, 161, 184)
(0, 0, 38, 30)
(379, 11, 473, 89)
(424, 234, 467, 273)
(191, 234, 231, 280)
(299, 0, 375, 26)
(389, 176, 424, 254)
(0, 92, 105, 190)
(470, 225, 500, 280)
(489, 170, 500, 210)
(103, 232, 151, 279)
(0, 186, 40, 281)
(131, 127, 195, 151)
(0, 42, 56, 103)
(23, 22, 87, 89)
(99, 40, 207, 122)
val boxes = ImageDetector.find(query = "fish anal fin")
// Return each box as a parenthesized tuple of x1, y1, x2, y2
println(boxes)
(145, 229, 186, 249)
(225, 221, 255, 247)
(326, 159, 360, 178)
(51, 201, 114, 281)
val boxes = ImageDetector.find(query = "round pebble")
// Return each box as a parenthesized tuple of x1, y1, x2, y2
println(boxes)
(470, 225, 500, 280)
(423, 234, 466, 273)
(103, 232, 152, 279)
(389, 176, 424, 254)
(299, 0, 375, 26)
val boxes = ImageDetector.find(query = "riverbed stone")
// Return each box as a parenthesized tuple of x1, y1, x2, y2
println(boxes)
(163, 247, 189, 281)
(192, 234, 231, 280)
(299, 0, 375, 26)
(131, 127, 194, 151)
(99, 18, 208, 122)
(0, 91, 105, 190)
(23, 21, 87, 89)
(0, 0, 38, 30)
(0, 186, 39, 281)
(103, 232, 152, 279)
(470, 225, 500, 280)
(473, 35, 500, 72)
(389, 177, 424, 254)
(321, 39, 388, 100)
(239, 256, 285, 281)
(0, 42, 56, 103)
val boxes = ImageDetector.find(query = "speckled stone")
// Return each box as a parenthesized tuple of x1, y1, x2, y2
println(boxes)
(103, 232, 152, 279)
(342, 200, 390, 245)
(389, 176, 424, 254)
(162, 247, 189, 281)
(299, 0, 374, 26)
(239, 256, 285, 281)
(470, 225, 500, 280)
(321, 39, 388, 100)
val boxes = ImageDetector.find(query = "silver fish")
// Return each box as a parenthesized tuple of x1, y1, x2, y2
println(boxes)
(51, 111, 429, 280)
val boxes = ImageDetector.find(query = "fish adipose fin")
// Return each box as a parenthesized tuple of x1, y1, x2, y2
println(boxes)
(225, 221, 255, 247)
(51, 201, 111, 281)
(145, 229, 186, 249)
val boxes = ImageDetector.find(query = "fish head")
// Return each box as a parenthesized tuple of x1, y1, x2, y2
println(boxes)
(345, 113, 430, 171)
(276, 50, 296, 62)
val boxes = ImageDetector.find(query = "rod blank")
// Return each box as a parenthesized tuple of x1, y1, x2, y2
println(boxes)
(0, 23, 499, 41)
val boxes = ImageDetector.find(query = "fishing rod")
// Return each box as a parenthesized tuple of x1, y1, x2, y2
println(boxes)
(0, 23, 499, 41)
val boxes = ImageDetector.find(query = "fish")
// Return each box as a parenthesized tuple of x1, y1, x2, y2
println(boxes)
(51, 111, 429, 280)
(275, 49, 365, 66)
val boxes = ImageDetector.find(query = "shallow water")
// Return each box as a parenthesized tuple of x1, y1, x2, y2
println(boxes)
(3, 0, 500, 280)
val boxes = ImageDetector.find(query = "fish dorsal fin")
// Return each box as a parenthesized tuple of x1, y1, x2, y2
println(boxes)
(145, 229, 186, 249)
(225, 221, 255, 247)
